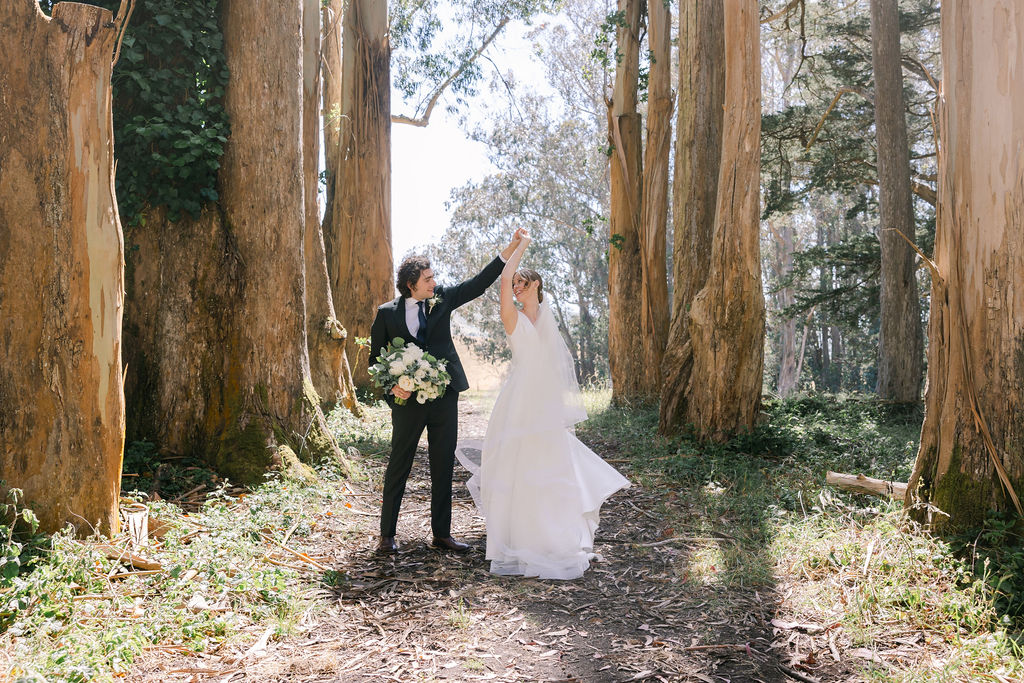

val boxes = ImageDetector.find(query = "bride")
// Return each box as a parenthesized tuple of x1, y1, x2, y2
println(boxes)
(458, 231, 630, 580)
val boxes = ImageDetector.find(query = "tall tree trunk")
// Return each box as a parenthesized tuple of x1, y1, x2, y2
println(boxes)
(124, 0, 343, 484)
(683, 0, 765, 440)
(907, 0, 1024, 532)
(659, 0, 725, 433)
(327, 0, 393, 386)
(214, 0, 342, 478)
(303, 0, 358, 411)
(321, 0, 343, 249)
(606, 0, 645, 403)
(638, 0, 672, 394)
(871, 0, 924, 402)
(0, 1, 124, 534)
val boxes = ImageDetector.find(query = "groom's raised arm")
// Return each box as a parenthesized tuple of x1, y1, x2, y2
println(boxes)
(445, 232, 523, 309)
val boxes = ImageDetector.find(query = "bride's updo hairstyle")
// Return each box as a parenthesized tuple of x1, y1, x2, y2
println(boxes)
(515, 268, 544, 303)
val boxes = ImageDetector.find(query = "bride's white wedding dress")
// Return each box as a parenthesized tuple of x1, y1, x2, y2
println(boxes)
(457, 300, 629, 580)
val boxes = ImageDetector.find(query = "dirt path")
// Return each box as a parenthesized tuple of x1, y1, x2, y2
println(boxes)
(132, 396, 817, 682)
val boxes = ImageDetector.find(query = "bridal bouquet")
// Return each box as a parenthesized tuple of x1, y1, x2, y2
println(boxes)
(369, 338, 450, 405)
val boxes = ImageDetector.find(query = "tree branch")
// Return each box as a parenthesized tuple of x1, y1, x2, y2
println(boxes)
(111, 0, 136, 68)
(804, 86, 874, 152)
(392, 18, 510, 127)
(761, 0, 802, 25)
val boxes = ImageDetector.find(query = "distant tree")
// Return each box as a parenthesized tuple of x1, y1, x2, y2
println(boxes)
(434, 100, 610, 381)
(759, 0, 938, 395)
(431, 0, 611, 383)
(871, 0, 924, 402)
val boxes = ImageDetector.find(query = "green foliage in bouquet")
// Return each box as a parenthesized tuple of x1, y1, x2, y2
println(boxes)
(369, 338, 451, 406)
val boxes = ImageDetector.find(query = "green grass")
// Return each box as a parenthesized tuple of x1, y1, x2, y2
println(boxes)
(4, 391, 1023, 682)
(578, 390, 1024, 681)
(0, 444, 371, 681)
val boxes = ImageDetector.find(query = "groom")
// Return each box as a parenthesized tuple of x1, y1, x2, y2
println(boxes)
(370, 230, 525, 554)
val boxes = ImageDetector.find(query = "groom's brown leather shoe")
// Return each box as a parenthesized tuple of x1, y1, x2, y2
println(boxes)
(377, 536, 398, 554)
(431, 535, 470, 553)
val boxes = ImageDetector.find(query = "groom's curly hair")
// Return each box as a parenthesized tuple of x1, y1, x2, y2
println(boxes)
(397, 255, 432, 297)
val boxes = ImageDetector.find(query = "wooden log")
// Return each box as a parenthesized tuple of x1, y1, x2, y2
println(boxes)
(826, 471, 908, 500)
(89, 543, 163, 571)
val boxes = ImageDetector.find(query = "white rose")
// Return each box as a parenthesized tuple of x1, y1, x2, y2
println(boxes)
(414, 368, 427, 381)
(397, 375, 415, 392)
(389, 360, 406, 375)
(403, 345, 424, 361)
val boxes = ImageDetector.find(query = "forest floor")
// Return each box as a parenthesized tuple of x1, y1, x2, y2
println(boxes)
(128, 392, 807, 683)
(5, 386, 1024, 682)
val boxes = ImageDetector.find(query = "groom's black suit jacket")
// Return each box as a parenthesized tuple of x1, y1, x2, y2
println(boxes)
(370, 256, 504, 400)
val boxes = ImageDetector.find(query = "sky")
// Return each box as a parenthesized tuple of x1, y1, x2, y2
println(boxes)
(388, 21, 549, 262)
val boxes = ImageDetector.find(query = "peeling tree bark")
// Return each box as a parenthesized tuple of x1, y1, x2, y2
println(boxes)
(303, 0, 358, 411)
(327, 0, 393, 386)
(638, 0, 672, 396)
(659, 0, 724, 434)
(871, 0, 924, 403)
(683, 0, 765, 440)
(0, 1, 124, 534)
(606, 0, 645, 404)
(907, 0, 1024, 532)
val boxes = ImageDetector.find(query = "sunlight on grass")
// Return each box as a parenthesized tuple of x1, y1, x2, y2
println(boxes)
(577, 389, 1024, 681)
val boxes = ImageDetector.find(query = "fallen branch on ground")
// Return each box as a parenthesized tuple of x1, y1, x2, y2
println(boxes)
(826, 471, 907, 500)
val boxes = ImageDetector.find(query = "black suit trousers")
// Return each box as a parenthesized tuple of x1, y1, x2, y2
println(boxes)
(379, 389, 459, 538)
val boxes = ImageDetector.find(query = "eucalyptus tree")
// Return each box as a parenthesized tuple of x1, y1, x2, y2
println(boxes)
(61, 0, 349, 483)
(605, 0, 646, 403)
(1, 0, 126, 534)
(660, 0, 764, 439)
(908, 0, 1024, 532)
(660, 0, 723, 431)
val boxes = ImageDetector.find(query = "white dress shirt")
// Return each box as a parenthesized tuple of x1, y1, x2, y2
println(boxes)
(405, 297, 425, 339)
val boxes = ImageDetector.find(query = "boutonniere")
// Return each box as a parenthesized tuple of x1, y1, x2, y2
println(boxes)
(427, 295, 442, 314)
